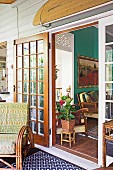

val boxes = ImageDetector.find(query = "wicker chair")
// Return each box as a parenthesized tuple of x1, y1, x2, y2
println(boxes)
(0, 102, 34, 170)
(77, 91, 98, 119)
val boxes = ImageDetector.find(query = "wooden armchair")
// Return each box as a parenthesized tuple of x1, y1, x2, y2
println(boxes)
(0, 102, 34, 170)
(56, 108, 88, 134)
(77, 92, 98, 118)
(72, 108, 88, 133)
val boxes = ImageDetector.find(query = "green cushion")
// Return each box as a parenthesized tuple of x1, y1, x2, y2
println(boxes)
(0, 102, 28, 133)
(0, 102, 28, 154)
(0, 134, 18, 154)
(0, 103, 7, 131)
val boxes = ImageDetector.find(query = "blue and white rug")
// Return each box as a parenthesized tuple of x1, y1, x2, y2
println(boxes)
(12, 150, 86, 170)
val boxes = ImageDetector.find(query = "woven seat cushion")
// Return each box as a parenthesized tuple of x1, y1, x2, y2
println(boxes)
(0, 103, 28, 134)
(0, 134, 18, 154)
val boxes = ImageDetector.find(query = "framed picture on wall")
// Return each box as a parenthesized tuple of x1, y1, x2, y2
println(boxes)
(78, 55, 98, 88)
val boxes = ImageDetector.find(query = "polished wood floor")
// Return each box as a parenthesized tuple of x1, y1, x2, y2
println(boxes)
(55, 118, 98, 163)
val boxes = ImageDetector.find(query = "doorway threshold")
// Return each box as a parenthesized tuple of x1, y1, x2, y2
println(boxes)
(35, 144, 99, 170)
(55, 144, 98, 164)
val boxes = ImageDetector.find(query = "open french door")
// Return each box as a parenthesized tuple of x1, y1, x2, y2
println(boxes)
(14, 32, 49, 146)
(99, 14, 113, 165)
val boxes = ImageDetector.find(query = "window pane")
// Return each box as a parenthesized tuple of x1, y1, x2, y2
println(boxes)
(24, 82, 29, 93)
(38, 82, 44, 94)
(30, 108, 36, 120)
(30, 69, 36, 81)
(38, 96, 44, 108)
(38, 40, 43, 53)
(17, 94, 22, 102)
(23, 94, 29, 103)
(17, 44, 22, 56)
(18, 69, 22, 81)
(17, 82, 22, 93)
(38, 109, 44, 121)
(30, 55, 36, 67)
(30, 82, 36, 94)
(24, 56, 29, 68)
(24, 69, 29, 81)
(38, 54, 44, 67)
(38, 68, 44, 80)
(30, 41, 36, 54)
(30, 95, 36, 106)
(106, 102, 113, 119)
(106, 25, 113, 43)
(30, 121, 36, 133)
(23, 43, 29, 55)
(17, 57, 22, 68)
(106, 83, 113, 98)
(105, 64, 113, 81)
(38, 123, 44, 135)
(105, 45, 113, 62)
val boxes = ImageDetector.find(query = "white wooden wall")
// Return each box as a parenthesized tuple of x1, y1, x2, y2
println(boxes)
(0, 0, 48, 101)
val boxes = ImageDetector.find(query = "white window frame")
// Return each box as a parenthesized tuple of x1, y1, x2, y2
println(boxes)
(99, 15, 113, 166)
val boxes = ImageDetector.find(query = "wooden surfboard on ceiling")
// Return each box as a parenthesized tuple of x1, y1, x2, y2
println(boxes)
(0, 0, 16, 4)
(33, 0, 112, 26)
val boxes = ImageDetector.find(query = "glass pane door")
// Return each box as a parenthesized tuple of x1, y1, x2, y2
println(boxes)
(98, 14, 113, 166)
(105, 25, 113, 119)
(14, 33, 49, 146)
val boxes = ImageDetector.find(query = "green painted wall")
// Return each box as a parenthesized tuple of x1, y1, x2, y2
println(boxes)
(71, 26, 98, 103)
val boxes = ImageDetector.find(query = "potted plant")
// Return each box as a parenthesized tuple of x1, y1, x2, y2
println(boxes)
(56, 94, 76, 131)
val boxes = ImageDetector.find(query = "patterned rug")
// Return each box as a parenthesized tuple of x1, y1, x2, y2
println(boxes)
(87, 126, 98, 139)
(2, 148, 86, 170)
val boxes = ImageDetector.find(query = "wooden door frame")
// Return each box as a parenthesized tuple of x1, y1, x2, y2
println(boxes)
(51, 21, 98, 145)
(14, 32, 49, 147)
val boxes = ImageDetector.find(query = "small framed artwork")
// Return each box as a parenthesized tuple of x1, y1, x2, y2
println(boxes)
(78, 55, 98, 88)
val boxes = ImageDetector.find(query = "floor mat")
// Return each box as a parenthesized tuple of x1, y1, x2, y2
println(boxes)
(2, 148, 86, 170)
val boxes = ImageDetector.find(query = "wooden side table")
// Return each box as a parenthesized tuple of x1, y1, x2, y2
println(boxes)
(61, 130, 75, 147)
(103, 120, 113, 167)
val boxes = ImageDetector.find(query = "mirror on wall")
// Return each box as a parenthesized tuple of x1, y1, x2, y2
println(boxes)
(0, 41, 7, 92)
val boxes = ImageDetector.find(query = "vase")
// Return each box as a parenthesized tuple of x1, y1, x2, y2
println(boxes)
(61, 119, 75, 132)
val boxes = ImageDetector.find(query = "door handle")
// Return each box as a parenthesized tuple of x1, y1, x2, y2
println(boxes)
(13, 85, 16, 92)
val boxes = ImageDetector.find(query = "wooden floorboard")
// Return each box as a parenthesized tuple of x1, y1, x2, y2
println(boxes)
(55, 118, 98, 163)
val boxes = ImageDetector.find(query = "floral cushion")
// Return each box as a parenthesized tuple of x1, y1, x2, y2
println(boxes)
(0, 134, 18, 154)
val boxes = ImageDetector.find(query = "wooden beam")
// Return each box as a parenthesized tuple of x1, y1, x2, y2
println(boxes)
(33, 0, 112, 26)
(0, 0, 16, 4)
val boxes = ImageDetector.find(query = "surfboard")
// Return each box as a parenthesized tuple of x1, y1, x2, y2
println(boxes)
(0, 0, 16, 4)
(33, 0, 112, 26)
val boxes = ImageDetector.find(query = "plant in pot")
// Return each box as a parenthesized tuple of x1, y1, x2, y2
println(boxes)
(56, 94, 76, 131)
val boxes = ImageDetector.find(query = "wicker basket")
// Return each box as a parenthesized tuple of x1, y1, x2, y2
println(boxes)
(61, 119, 75, 131)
